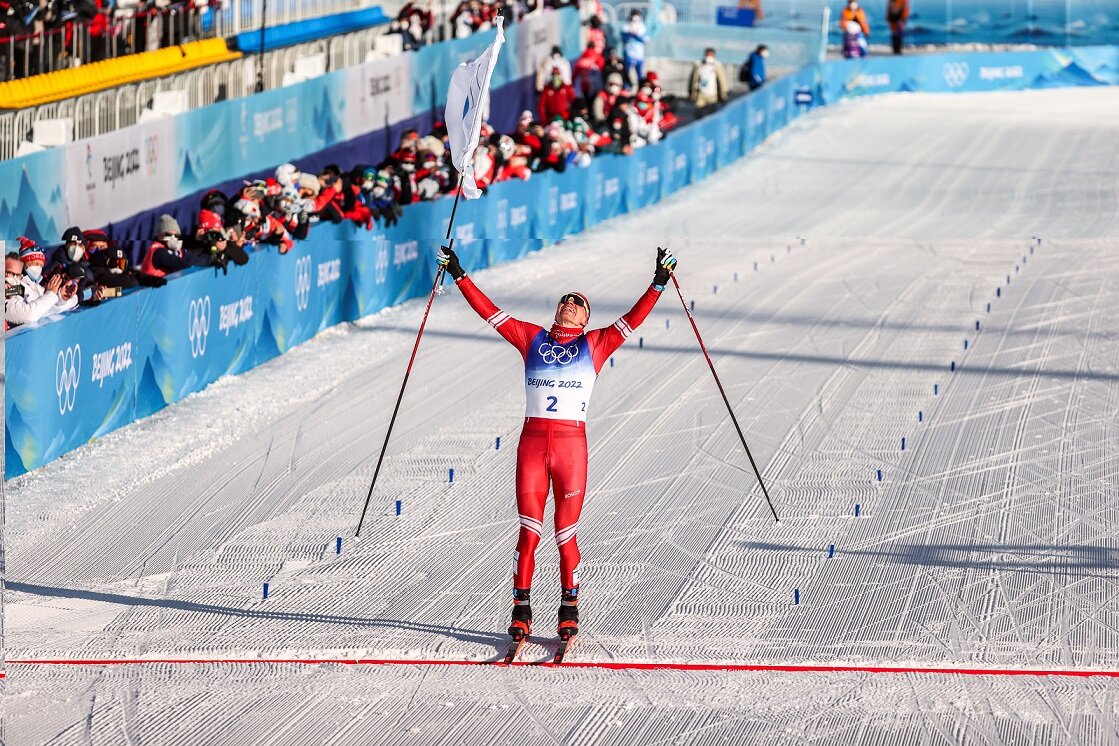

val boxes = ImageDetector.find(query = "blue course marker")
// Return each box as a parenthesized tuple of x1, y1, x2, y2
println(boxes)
(964, 340, 968, 350)
(336, 536, 342, 555)
(449, 468, 455, 483)
(263, 582, 269, 600)
(934, 384, 939, 395)
(855, 503, 861, 517)
(794, 588, 800, 605)
(997, 288, 1001, 297)
(610, 357, 615, 368)
(496, 436, 501, 450)
(976, 320, 980, 331)
(987, 303, 991, 313)
(901, 437, 907, 451)
(639, 337, 644, 348)
(876, 469, 883, 481)
(918, 411, 923, 423)
(951, 361, 956, 372)
(828, 544, 835, 558)
(395, 499, 402, 516)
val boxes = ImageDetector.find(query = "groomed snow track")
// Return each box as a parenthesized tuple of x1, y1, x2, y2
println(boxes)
(6, 88, 1119, 744)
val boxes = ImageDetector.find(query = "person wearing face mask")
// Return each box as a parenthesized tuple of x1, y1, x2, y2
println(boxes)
(592, 72, 625, 126)
(740, 44, 768, 90)
(689, 47, 729, 113)
(46, 226, 90, 275)
(539, 66, 577, 122)
(140, 214, 212, 279)
(6, 241, 78, 327)
(435, 244, 677, 644)
(535, 45, 572, 92)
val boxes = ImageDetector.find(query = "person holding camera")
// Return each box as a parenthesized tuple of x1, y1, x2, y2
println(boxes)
(186, 209, 250, 274)
(5, 240, 79, 327)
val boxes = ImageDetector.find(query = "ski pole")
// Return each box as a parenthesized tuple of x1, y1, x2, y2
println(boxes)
(354, 184, 464, 537)
(671, 273, 780, 523)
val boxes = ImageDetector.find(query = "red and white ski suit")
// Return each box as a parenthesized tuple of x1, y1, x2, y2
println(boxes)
(456, 276, 661, 591)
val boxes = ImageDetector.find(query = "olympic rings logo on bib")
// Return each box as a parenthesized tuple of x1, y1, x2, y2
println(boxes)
(538, 342, 580, 365)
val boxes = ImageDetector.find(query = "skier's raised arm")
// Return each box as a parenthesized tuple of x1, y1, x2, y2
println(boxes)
(438, 246, 539, 356)
(586, 247, 677, 370)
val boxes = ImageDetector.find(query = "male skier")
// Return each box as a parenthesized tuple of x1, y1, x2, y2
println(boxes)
(437, 246, 678, 641)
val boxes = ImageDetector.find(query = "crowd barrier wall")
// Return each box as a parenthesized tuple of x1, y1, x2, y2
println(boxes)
(6, 44, 1118, 478)
(0, 8, 580, 248)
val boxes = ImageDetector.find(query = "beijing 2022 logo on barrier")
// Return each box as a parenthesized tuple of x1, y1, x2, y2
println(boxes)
(943, 62, 970, 88)
(538, 342, 579, 365)
(295, 256, 312, 311)
(55, 344, 82, 414)
(189, 296, 212, 358)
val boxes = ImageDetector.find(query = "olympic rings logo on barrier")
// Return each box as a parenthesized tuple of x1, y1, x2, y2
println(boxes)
(943, 62, 970, 88)
(55, 344, 81, 414)
(538, 342, 580, 365)
(188, 296, 212, 358)
(295, 256, 312, 311)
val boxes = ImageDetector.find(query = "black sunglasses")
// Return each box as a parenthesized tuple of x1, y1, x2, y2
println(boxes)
(559, 293, 587, 309)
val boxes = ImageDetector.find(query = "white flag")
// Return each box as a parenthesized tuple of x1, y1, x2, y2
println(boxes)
(445, 17, 505, 200)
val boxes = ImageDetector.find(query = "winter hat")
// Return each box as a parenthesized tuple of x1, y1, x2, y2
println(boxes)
(297, 173, 321, 195)
(61, 226, 85, 245)
(82, 228, 110, 245)
(606, 72, 624, 87)
(157, 214, 181, 236)
(17, 236, 45, 264)
(197, 210, 223, 233)
(275, 163, 300, 187)
(419, 135, 445, 158)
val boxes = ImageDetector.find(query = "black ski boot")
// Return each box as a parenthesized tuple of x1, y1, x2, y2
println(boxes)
(557, 588, 579, 640)
(508, 588, 532, 641)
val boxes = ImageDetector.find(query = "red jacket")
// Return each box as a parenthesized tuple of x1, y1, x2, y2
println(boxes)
(539, 83, 576, 123)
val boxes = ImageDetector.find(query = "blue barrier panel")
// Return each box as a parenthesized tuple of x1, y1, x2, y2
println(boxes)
(7, 45, 1118, 478)
(231, 7, 391, 54)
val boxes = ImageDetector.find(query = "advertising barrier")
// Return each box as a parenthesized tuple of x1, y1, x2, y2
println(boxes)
(6, 45, 1118, 478)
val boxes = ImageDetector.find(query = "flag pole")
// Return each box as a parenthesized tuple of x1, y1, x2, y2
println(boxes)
(354, 18, 504, 536)
(355, 179, 464, 538)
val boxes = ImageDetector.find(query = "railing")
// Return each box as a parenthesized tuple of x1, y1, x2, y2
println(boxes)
(0, 23, 389, 160)
(0, 0, 380, 84)
(0, 4, 216, 84)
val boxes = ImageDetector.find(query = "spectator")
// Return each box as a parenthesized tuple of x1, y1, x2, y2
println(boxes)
(87, 233, 167, 291)
(621, 11, 647, 87)
(593, 72, 625, 126)
(572, 41, 605, 100)
(839, 0, 870, 58)
(6, 241, 78, 327)
(46, 226, 100, 305)
(740, 44, 768, 90)
(887, 0, 909, 55)
(140, 214, 212, 279)
(186, 209, 250, 273)
(535, 45, 571, 92)
(586, 15, 605, 53)
(603, 46, 626, 84)
(539, 66, 576, 122)
(689, 48, 728, 114)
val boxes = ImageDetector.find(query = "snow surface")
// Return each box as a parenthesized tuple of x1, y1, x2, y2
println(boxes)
(6, 87, 1119, 744)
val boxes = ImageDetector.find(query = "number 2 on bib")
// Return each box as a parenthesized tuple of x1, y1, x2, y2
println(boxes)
(546, 396, 558, 412)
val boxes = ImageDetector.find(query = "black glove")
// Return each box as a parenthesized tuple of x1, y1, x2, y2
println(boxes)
(437, 246, 465, 280)
(653, 247, 677, 288)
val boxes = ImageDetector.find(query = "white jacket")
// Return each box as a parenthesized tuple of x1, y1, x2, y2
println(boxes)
(6, 275, 78, 327)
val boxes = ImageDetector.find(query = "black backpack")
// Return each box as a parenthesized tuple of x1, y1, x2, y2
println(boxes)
(739, 56, 753, 83)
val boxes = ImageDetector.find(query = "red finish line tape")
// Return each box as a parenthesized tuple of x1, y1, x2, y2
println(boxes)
(6, 659, 1119, 678)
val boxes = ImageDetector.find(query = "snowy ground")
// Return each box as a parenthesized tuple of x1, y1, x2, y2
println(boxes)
(6, 87, 1119, 744)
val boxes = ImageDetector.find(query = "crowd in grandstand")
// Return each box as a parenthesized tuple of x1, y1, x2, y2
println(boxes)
(0, 0, 218, 80)
(4, 3, 781, 330)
